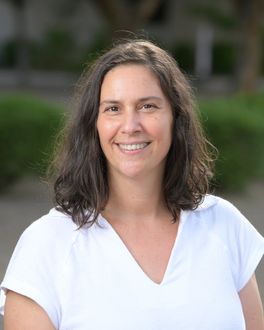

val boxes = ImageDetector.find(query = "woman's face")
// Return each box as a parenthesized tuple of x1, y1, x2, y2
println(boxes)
(97, 64, 173, 181)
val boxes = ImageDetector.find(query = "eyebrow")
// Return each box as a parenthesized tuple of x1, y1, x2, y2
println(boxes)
(99, 96, 163, 106)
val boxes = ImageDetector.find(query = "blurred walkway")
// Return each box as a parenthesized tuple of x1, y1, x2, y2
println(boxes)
(0, 177, 264, 329)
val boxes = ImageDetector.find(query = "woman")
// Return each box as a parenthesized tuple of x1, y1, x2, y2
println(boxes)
(1, 39, 264, 330)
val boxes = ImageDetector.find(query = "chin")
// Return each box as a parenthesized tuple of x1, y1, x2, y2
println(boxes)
(120, 169, 146, 179)
(113, 164, 148, 180)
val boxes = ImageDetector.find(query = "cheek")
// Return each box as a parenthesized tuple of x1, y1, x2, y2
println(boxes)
(153, 116, 173, 143)
(96, 120, 107, 147)
(97, 118, 118, 145)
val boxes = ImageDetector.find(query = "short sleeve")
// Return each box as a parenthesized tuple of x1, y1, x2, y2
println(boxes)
(0, 211, 75, 329)
(235, 213, 264, 291)
(202, 196, 264, 293)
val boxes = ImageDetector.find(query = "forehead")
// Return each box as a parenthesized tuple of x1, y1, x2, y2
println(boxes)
(103, 63, 158, 82)
(100, 64, 164, 99)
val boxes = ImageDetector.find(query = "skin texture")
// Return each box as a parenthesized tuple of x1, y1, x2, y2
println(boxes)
(239, 274, 264, 329)
(98, 64, 177, 285)
(97, 64, 173, 181)
(4, 290, 55, 330)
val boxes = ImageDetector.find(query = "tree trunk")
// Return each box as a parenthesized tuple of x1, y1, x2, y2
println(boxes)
(234, 0, 263, 92)
(94, 0, 162, 36)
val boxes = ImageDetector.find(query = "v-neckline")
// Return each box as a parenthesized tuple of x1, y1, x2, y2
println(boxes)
(98, 211, 187, 286)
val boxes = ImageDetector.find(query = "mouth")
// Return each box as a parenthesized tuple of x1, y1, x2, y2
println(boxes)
(117, 142, 150, 151)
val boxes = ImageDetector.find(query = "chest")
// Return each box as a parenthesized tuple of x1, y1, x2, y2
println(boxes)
(108, 219, 179, 284)
(56, 220, 245, 330)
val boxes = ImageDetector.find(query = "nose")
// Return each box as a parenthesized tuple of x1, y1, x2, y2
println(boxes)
(121, 110, 142, 135)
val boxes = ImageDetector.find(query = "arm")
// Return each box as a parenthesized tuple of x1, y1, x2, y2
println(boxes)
(239, 274, 264, 330)
(4, 290, 55, 330)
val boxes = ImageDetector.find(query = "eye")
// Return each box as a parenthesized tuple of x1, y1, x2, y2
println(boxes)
(105, 106, 119, 113)
(143, 104, 153, 109)
(142, 104, 157, 111)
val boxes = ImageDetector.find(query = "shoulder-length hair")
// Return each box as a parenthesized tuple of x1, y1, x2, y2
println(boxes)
(51, 39, 215, 227)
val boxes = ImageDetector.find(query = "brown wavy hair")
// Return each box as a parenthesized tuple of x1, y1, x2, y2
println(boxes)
(51, 39, 215, 227)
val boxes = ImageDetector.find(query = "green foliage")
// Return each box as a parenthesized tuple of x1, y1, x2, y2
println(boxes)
(170, 41, 237, 75)
(30, 27, 81, 71)
(0, 94, 64, 190)
(188, 4, 237, 30)
(170, 42, 195, 73)
(0, 39, 18, 67)
(0, 30, 111, 72)
(200, 94, 264, 191)
(79, 32, 110, 71)
(212, 42, 236, 74)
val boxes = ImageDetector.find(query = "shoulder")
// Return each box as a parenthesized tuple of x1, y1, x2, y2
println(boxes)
(13, 208, 81, 269)
(189, 194, 264, 244)
(193, 194, 247, 227)
(0, 209, 80, 327)
(22, 208, 79, 241)
(196, 194, 240, 214)
(190, 195, 264, 260)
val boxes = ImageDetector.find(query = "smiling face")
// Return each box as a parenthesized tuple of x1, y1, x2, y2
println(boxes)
(97, 64, 173, 181)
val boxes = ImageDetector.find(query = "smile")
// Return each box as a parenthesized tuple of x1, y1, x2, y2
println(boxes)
(118, 143, 149, 151)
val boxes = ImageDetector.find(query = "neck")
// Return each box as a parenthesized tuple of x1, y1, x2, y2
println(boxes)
(103, 172, 169, 224)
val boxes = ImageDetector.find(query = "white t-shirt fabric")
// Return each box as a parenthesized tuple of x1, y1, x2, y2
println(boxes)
(0, 195, 264, 330)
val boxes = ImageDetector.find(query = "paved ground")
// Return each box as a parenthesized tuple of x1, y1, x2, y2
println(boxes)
(0, 177, 53, 329)
(0, 177, 263, 328)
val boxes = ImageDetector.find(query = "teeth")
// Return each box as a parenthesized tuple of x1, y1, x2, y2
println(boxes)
(119, 143, 148, 151)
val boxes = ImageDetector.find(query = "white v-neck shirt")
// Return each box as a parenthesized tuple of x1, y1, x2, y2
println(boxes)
(1, 195, 264, 330)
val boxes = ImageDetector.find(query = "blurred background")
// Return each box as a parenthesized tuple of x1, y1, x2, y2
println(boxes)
(0, 0, 264, 326)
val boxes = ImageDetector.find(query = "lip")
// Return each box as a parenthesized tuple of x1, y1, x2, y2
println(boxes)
(115, 142, 150, 154)
(115, 141, 151, 145)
